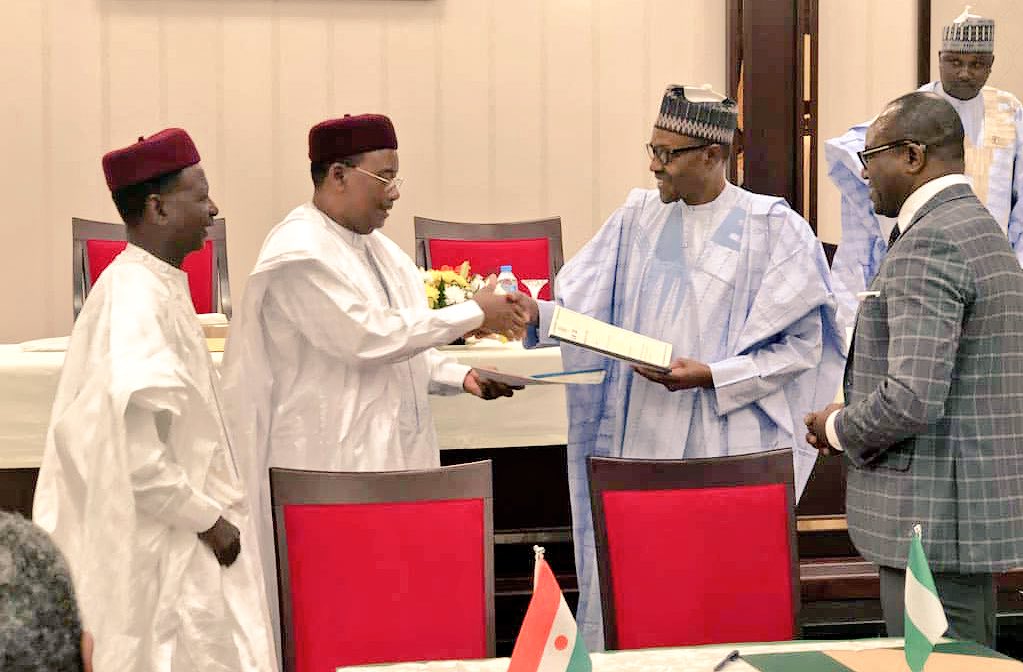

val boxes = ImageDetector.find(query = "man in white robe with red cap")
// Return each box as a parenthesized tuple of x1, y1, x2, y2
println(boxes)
(32, 129, 277, 672)
(221, 114, 528, 657)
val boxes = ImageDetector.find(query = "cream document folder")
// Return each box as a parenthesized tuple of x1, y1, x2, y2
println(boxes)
(548, 306, 672, 371)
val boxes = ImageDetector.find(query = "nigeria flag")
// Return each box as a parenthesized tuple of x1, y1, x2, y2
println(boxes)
(904, 524, 949, 672)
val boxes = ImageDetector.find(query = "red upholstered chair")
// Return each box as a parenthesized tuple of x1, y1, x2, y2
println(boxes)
(413, 216, 564, 300)
(71, 217, 231, 320)
(588, 449, 799, 650)
(270, 461, 495, 672)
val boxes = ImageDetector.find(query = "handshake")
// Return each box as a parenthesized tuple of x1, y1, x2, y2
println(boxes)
(470, 279, 538, 340)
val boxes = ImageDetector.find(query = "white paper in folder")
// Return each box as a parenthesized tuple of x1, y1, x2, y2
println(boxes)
(547, 306, 672, 371)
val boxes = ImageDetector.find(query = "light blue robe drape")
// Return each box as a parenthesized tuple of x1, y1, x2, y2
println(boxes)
(526, 186, 845, 650)
(828, 83, 1023, 334)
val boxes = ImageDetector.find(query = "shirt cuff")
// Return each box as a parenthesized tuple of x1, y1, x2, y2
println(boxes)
(524, 300, 558, 348)
(708, 355, 759, 416)
(825, 409, 845, 452)
(709, 355, 756, 388)
(174, 490, 224, 534)
(436, 362, 473, 393)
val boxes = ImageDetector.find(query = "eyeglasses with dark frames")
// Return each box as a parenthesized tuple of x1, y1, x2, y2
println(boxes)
(857, 139, 925, 168)
(646, 142, 711, 165)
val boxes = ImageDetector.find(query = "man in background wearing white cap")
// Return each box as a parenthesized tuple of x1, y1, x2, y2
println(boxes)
(519, 85, 845, 650)
(827, 5, 1023, 334)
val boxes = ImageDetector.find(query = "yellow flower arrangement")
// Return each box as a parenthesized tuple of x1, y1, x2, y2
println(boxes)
(421, 260, 484, 309)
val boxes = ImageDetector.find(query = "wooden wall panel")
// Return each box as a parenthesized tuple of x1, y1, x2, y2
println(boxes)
(817, 0, 917, 244)
(596, 0, 648, 224)
(544, 0, 597, 254)
(0, 1, 48, 341)
(220, 2, 276, 304)
(0, 0, 734, 342)
(105, 5, 162, 150)
(164, 5, 224, 193)
(46, 0, 107, 337)
(383, 1, 442, 255)
(493, 0, 545, 222)
(275, 3, 332, 228)
(434, 0, 491, 222)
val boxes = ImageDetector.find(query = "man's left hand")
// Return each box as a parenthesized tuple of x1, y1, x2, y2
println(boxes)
(633, 358, 713, 391)
(804, 402, 843, 456)
(463, 369, 523, 400)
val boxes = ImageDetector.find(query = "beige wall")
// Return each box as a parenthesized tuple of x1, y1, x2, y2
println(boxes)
(816, 0, 920, 244)
(1, 0, 942, 342)
(0, 0, 726, 342)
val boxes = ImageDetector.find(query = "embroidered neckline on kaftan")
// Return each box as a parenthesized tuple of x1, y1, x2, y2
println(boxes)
(310, 202, 370, 250)
(120, 243, 189, 285)
(680, 180, 740, 214)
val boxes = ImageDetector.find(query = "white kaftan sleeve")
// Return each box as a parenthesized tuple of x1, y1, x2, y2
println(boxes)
(264, 260, 484, 366)
(125, 404, 222, 533)
(709, 305, 822, 416)
(425, 348, 471, 395)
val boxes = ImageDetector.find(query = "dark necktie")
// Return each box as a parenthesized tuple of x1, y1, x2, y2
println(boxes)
(887, 223, 901, 248)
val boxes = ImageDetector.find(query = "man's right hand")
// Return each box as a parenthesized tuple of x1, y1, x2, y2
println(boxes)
(473, 281, 530, 338)
(198, 516, 241, 567)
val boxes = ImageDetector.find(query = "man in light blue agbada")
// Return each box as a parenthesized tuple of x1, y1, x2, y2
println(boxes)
(828, 6, 1023, 333)
(520, 84, 845, 650)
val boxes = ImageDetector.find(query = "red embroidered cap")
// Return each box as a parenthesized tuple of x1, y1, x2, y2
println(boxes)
(308, 114, 398, 164)
(102, 128, 201, 191)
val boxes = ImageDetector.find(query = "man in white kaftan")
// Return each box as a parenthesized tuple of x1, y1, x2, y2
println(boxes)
(521, 86, 845, 650)
(220, 114, 527, 657)
(32, 129, 276, 672)
(828, 6, 1023, 333)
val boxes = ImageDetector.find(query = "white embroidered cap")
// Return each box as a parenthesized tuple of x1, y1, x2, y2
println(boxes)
(655, 84, 738, 145)
(942, 5, 994, 53)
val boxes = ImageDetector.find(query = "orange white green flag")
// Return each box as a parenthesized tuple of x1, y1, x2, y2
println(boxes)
(508, 546, 592, 672)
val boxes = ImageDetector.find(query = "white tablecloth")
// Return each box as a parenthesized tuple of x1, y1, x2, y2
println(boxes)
(0, 340, 567, 468)
(338, 638, 930, 672)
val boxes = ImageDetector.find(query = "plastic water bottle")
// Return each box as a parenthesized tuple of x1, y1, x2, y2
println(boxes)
(495, 264, 519, 295)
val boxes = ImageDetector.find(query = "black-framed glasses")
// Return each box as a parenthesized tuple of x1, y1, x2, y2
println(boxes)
(646, 142, 710, 165)
(857, 139, 925, 167)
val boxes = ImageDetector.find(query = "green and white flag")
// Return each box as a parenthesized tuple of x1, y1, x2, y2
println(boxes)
(904, 524, 948, 672)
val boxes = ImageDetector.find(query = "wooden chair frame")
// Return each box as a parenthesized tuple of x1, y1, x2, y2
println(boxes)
(413, 216, 564, 293)
(270, 460, 496, 671)
(72, 217, 231, 320)
(588, 449, 800, 649)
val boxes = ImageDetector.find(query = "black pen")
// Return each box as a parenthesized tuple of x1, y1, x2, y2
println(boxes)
(713, 649, 740, 671)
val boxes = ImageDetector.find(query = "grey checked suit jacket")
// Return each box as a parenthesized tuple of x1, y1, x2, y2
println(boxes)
(837, 183, 1023, 573)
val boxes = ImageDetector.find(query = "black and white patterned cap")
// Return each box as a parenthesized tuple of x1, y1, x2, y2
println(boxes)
(655, 84, 738, 145)
(942, 5, 994, 53)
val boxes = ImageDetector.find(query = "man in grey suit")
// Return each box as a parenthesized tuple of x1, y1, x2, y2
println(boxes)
(805, 91, 1023, 646)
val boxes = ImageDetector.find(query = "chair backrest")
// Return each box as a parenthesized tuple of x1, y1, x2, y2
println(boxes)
(413, 216, 564, 300)
(270, 461, 495, 672)
(588, 449, 799, 650)
(71, 217, 232, 320)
